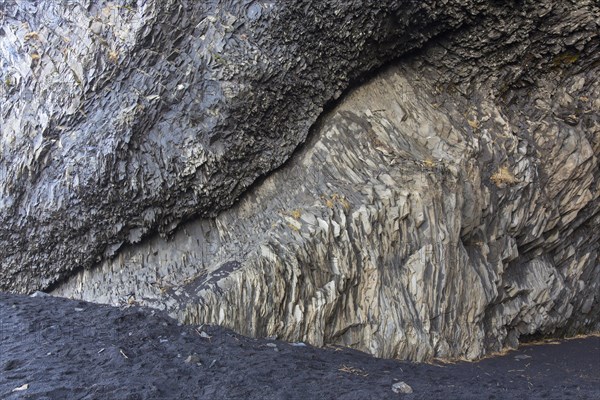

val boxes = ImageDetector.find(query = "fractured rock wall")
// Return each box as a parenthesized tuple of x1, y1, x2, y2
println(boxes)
(2, 0, 599, 361)
(54, 24, 599, 359)
(0, 0, 472, 292)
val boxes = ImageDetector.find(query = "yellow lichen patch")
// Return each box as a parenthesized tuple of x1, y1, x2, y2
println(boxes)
(339, 197, 351, 211)
(467, 118, 479, 129)
(279, 210, 302, 231)
(24, 31, 40, 41)
(552, 51, 579, 68)
(30, 52, 40, 61)
(422, 158, 436, 169)
(159, 286, 169, 294)
(490, 166, 518, 187)
(108, 50, 119, 63)
(322, 193, 351, 210)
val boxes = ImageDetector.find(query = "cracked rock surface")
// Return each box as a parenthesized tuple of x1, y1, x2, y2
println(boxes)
(1, 0, 470, 292)
(2, 1, 599, 361)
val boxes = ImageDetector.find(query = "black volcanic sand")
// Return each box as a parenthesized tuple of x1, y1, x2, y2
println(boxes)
(1, 293, 598, 400)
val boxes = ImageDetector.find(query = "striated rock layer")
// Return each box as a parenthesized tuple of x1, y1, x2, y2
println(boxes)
(3, 0, 600, 360)
(1, 0, 472, 292)
(55, 5, 599, 360)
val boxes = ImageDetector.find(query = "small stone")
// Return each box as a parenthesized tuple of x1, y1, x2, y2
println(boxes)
(30, 291, 49, 298)
(514, 354, 532, 360)
(199, 331, 211, 339)
(291, 342, 307, 347)
(563, 114, 579, 126)
(185, 354, 201, 364)
(266, 343, 277, 348)
(12, 383, 28, 392)
(392, 381, 413, 394)
(90, 21, 103, 35)
(74, 307, 85, 312)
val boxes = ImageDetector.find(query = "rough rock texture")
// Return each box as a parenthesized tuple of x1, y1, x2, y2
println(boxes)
(1, 0, 471, 292)
(2, 0, 600, 361)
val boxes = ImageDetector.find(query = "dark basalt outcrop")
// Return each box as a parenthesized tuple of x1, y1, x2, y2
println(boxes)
(1, 1, 599, 360)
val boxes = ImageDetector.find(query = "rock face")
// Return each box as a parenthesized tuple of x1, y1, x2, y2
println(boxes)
(2, 1, 600, 361)
(0, 0, 469, 292)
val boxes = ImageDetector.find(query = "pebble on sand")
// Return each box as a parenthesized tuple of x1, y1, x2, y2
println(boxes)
(392, 381, 413, 394)
(29, 291, 49, 298)
(12, 383, 29, 392)
(185, 354, 201, 364)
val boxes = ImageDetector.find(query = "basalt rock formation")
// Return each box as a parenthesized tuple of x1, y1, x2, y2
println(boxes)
(0, 0, 470, 292)
(2, 1, 599, 361)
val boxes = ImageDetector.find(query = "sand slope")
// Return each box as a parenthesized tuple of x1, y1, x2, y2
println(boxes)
(1, 293, 598, 400)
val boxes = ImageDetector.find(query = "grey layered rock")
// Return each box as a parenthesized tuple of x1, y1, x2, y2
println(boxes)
(0, 0, 470, 292)
(55, 20, 599, 362)
(2, 1, 600, 361)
